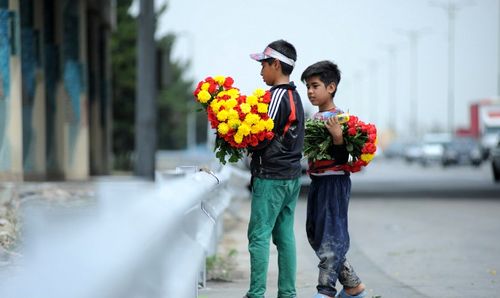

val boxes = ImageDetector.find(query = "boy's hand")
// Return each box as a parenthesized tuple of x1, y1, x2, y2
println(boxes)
(325, 116, 344, 145)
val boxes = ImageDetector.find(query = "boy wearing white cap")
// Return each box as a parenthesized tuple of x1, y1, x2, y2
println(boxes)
(244, 39, 305, 298)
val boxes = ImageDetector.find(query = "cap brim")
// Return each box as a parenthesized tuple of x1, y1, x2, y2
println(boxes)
(250, 52, 266, 61)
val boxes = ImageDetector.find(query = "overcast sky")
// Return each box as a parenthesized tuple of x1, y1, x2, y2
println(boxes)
(155, 0, 499, 137)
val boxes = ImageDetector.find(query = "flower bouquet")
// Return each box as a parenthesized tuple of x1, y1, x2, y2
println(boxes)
(193, 75, 274, 164)
(304, 114, 377, 173)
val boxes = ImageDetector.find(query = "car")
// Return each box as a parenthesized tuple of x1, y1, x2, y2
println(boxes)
(403, 142, 422, 163)
(383, 140, 408, 159)
(419, 133, 452, 166)
(441, 137, 483, 167)
(491, 137, 500, 182)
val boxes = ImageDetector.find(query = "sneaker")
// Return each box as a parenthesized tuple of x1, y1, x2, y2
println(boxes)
(336, 289, 367, 298)
(314, 294, 332, 298)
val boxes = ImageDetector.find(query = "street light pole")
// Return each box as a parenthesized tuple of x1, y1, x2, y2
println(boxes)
(399, 29, 426, 137)
(368, 61, 379, 125)
(430, 0, 473, 133)
(177, 32, 196, 150)
(385, 45, 398, 134)
(447, 3, 457, 134)
(135, 0, 157, 180)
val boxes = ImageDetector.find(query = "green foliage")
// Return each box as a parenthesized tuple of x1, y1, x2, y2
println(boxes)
(111, 0, 137, 170)
(304, 119, 334, 161)
(205, 249, 238, 281)
(214, 136, 244, 165)
(111, 1, 204, 169)
(156, 34, 205, 150)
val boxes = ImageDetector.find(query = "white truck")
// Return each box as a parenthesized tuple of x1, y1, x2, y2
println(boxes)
(464, 100, 500, 158)
(478, 103, 500, 158)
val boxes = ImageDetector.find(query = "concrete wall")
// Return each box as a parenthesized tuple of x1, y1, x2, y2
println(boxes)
(0, 0, 23, 181)
(0, 0, 113, 181)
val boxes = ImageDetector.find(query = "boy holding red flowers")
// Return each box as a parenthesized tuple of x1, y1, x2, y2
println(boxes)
(301, 60, 367, 298)
(244, 39, 305, 298)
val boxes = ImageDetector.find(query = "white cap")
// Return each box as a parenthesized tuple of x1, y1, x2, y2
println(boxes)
(250, 46, 295, 67)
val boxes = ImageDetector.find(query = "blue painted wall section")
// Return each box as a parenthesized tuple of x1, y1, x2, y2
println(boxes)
(0, 9, 11, 171)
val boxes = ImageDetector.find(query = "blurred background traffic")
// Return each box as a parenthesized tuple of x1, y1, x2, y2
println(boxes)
(1, 0, 500, 183)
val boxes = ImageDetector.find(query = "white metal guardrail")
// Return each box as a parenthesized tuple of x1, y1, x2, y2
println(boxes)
(0, 165, 250, 298)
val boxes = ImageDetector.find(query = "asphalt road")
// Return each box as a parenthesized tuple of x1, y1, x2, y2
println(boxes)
(199, 159, 500, 298)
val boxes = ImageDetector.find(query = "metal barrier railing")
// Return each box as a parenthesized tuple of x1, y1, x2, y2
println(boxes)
(0, 165, 250, 298)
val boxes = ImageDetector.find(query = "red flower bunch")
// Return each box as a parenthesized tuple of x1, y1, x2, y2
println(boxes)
(193, 76, 275, 164)
(304, 114, 377, 173)
(340, 115, 377, 173)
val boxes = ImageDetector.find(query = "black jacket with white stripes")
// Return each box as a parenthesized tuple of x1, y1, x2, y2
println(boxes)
(249, 82, 305, 180)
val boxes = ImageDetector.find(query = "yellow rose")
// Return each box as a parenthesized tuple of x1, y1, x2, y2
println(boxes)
(361, 154, 374, 163)
(227, 109, 239, 120)
(245, 113, 260, 125)
(225, 98, 238, 109)
(256, 121, 266, 131)
(234, 133, 243, 144)
(251, 123, 264, 134)
(228, 118, 241, 129)
(214, 75, 225, 85)
(217, 123, 229, 135)
(228, 88, 240, 98)
(264, 118, 274, 131)
(240, 103, 251, 114)
(197, 90, 211, 103)
(257, 103, 268, 113)
(247, 95, 258, 106)
(216, 109, 229, 121)
(238, 123, 251, 136)
(210, 99, 221, 112)
(253, 88, 265, 97)
(201, 82, 210, 91)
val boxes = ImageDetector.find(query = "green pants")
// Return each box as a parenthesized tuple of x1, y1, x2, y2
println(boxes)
(246, 177, 300, 298)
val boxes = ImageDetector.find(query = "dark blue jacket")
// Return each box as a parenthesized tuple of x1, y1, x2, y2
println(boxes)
(250, 82, 305, 179)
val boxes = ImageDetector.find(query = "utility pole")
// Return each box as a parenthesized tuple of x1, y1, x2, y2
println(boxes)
(385, 45, 398, 134)
(353, 71, 366, 120)
(368, 61, 379, 125)
(399, 29, 427, 137)
(135, 0, 157, 180)
(184, 34, 196, 151)
(430, 0, 473, 133)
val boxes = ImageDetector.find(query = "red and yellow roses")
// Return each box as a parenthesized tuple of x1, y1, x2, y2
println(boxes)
(193, 75, 274, 164)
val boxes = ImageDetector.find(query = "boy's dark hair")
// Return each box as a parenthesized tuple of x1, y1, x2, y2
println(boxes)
(264, 39, 297, 76)
(301, 60, 341, 97)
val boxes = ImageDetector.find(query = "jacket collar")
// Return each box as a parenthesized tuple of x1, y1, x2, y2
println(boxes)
(270, 81, 296, 91)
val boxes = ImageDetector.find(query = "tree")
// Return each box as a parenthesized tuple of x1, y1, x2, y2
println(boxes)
(111, 1, 203, 170)
(111, 0, 136, 170)
(156, 34, 207, 150)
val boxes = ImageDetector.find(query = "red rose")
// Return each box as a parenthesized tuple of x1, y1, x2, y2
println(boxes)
(224, 77, 234, 88)
(347, 115, 358, 125)
(208, 83, 217, 93)
(368, 133, 376, 142)
(262, 91, 271, 103)
(367, 125, 377, 134)
(265, 131, 274, 140)
(348, 127, 357, 136)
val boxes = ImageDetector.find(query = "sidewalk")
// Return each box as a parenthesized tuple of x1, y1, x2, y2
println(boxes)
(198, 196, 427, 298)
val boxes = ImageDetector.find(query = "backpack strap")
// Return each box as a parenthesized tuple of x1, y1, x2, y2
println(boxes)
(283, 89, 296, 136)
